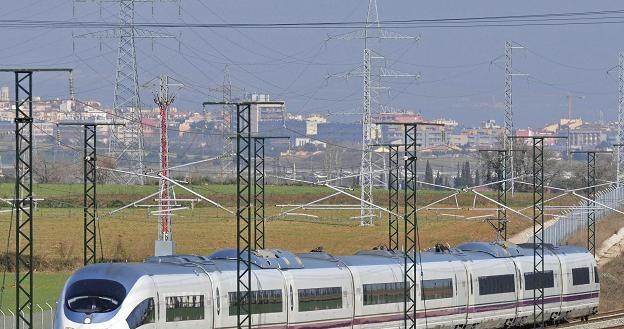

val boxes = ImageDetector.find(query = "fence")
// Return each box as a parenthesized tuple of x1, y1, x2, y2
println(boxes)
(544, 186, 624, 245)
(0, 302, 55, 329)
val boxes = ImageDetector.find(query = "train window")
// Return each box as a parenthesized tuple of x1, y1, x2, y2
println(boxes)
(524, 271, 555, 290)
(363, 282, 405, 305)
(165, 295, 204, 322)
(421, 278, 453, 300)
(65, 279, 126, 314)
(478, 274, 515, 295)
(126, 298, 155, 329)
(572, 267, 590, 286)
(594, 267, 599, 283)
(228, 289, 283, 316)
(298, 287, 342, 312)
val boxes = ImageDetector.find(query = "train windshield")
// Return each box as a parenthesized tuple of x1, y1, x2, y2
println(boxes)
(66, 279, 127, 314)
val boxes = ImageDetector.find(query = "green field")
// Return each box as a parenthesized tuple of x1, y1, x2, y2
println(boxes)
(0, 272, 69, 311)
(0, 183, 606, 311)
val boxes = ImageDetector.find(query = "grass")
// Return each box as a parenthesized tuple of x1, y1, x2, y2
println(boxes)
(0, 272, 69, 312)
(0, 183, 609, 312)
(599, 254, 624, 312)
(0, 207, 530, 262)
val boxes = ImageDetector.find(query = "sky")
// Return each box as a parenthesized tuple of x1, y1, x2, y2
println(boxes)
(1, 0, 624, 127)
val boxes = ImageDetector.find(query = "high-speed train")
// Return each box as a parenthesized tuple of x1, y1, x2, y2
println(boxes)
(54, 241, 599, 329)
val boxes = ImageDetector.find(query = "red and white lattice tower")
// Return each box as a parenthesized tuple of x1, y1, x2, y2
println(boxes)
(154, 74, 175, 255)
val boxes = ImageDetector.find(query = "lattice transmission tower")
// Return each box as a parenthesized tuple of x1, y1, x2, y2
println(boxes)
(146, 74, 182, 256)
(504, 41, 526, 195)
(330, 0, 418, 225)
(617, 52, 624, 189)
(209, 65, 241, 178)
(73, 0, 179, 183)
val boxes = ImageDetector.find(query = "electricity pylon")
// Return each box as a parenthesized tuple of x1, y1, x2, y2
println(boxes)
(329, 0, 418, 226)
(73, 0, 179, 184)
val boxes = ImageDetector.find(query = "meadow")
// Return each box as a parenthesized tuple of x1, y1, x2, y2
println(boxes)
(0, 183, 618, 311)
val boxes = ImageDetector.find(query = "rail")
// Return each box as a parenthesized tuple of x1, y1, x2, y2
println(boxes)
(559, 309, 624, 329)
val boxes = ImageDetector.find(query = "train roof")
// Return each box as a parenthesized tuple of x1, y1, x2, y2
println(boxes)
(70, 241, 592, 284)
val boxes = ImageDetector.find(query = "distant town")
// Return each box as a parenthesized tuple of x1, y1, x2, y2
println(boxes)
(0, 86, 616, 164)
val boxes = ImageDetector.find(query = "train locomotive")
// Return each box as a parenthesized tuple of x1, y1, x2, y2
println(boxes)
(54, 241, 599, 329)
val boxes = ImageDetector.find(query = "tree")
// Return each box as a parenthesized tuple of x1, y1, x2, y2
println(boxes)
(434, 171, 443, 188)
(454, 163, 461, 188)
(425, 160, 434, 184)
(460, 161, 473, 187)
(474, 169, 481, 186)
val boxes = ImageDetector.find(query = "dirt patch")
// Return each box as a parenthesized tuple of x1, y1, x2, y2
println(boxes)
(598, 254, 624, 312)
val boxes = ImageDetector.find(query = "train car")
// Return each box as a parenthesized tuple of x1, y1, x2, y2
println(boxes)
(54, 241, 598, 329)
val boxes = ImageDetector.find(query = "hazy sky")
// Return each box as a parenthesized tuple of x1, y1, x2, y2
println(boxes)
(1, 1, 624, 127)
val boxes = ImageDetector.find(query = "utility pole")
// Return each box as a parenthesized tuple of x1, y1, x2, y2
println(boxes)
(204, 100, 284, 329)
(0, 68, 73, 329)
(371, 143, 406, 251)
(73, 0, 179, 184)
(59, 121, 124, 265)
(147, 75, 182, 256)
(479, 149, 509, 241)
(252, 136, 289, 250)
(572, 150, 612, 257)
(511, 135, 567, 329)
(387, 144, 401, 251)
(329, 0, 418, 226)
(376, 122, 443, 329)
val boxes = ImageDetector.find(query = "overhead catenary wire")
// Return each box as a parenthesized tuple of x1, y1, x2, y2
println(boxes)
(8, 9, 624, 30)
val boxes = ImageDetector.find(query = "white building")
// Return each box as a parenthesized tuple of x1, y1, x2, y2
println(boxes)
(0, 87, 8, 102)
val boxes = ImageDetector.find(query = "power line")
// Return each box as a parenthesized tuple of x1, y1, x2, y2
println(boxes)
(6, 9, 624, 29)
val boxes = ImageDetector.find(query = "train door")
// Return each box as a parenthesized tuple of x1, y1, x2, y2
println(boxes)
(452, 262, 470, 329)
(148, 276, 160, 329)
(511, 258, 522, 327)
(125, 276, 160, 329)
(460, 261, 474, 328)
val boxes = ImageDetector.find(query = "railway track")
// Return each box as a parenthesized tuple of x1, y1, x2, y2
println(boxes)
(558, 309, 624, 328)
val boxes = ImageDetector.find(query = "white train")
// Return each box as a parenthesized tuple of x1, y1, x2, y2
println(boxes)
(54, 241, 599, 329)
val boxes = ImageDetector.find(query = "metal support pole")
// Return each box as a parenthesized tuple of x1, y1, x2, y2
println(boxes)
(479, 149, 509, 241)
(236, 104, 252, 329)
(84, 125, 97, 265)
(508, 135, 565, 329)
(388, 145, 400, 251)
(571, 150, 612, 257)
(374, 122, 443, 329)
(253, 138, 265, 250)
(204, 101, 285, 329)
(0, 68, 72, 329)
(497, 150, 508, 241)
(505, 41, 514, 195)
(532, 137, 545, 329)
(250, 135, 288, 250)
(403, 125, 418, 329)
(617, 52, 624, 189)
(14, 71, 33, 329)
(59, 121, 123, 264)
(587, 152, 596, 257)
